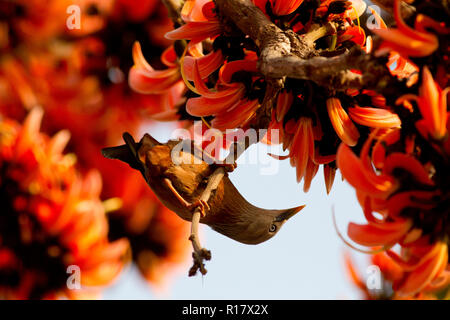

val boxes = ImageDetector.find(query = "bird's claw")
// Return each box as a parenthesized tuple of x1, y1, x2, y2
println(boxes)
(187, 199, 210, 217)
(188, 245, 211, 277)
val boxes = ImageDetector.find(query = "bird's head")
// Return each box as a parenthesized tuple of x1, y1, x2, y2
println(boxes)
(212, 205, 305, 245)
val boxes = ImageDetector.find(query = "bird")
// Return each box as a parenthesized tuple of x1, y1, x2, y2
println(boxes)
(102, 132, 305, 245)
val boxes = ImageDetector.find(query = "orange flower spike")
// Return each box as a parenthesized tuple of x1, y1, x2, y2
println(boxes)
(326, 97, 360, 146)
(373, 0, 439, 58)
(397, 67, 449, 140)
(128, 42, 180, 94)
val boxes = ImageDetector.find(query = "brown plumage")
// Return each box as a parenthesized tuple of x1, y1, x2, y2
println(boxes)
(102, 132, 305, 244)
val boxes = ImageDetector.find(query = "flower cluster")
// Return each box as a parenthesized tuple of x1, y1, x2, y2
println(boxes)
(336, 0, 449, 298)
(0, 108, 129, 299)
(0, 0, 191, 295)
(130, 0, 449, 298)
(129, 0, 407, 193)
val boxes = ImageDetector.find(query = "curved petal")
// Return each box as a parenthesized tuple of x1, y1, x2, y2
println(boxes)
(348, 106, 401, 128)
(337, 143, 394, 197)
(183, 50, 224, 81)
(212, 99, 260, 131)
(186, 87, 245, 116)
(327, 98, 360, 146)
(165, 21, 222, 43)
(347, 220, 411, 247)
(129, 66, 180, 94)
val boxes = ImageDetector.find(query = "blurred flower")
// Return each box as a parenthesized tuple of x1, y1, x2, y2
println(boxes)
(337, 126, 449, 297)
(0, 108, 129, 299)
(344, 252, 441, 299)
(0, 0, 193, 293)
(397, 66, 449, 141)
(373, 0, 444, 58)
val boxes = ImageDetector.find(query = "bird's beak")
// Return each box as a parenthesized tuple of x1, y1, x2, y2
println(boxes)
(274, 205, 305, 222)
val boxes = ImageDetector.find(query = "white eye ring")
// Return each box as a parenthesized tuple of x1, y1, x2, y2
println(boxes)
(269, 224, 277, 232)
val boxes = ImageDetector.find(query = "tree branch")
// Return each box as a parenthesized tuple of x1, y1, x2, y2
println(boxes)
(215, 0, 394, 91)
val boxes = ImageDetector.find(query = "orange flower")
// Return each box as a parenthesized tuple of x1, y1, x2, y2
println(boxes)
(0, 108, 129, 299)
(397, 67, 449, 140)
(337, 126, 449, 298)
(345, 252, 439, 299)
(373, 0, 440, 58)
(327, 97, 360, 146)
(165, 0, 221, 43)
(186, 57, 260, 130)
(129, 42, 182, 94)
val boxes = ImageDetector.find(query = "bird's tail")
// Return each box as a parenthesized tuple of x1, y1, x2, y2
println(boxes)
(101, 132, 145, 176)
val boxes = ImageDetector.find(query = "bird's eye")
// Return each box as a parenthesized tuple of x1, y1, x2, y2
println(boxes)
(269, 224, 277, 233)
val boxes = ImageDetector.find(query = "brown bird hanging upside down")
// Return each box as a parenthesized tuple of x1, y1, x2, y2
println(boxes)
(102, 133, 304, 245)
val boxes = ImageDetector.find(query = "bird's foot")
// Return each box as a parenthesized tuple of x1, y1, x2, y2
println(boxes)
(188, 242, 211, 277)
(187, 199, 210, 217)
